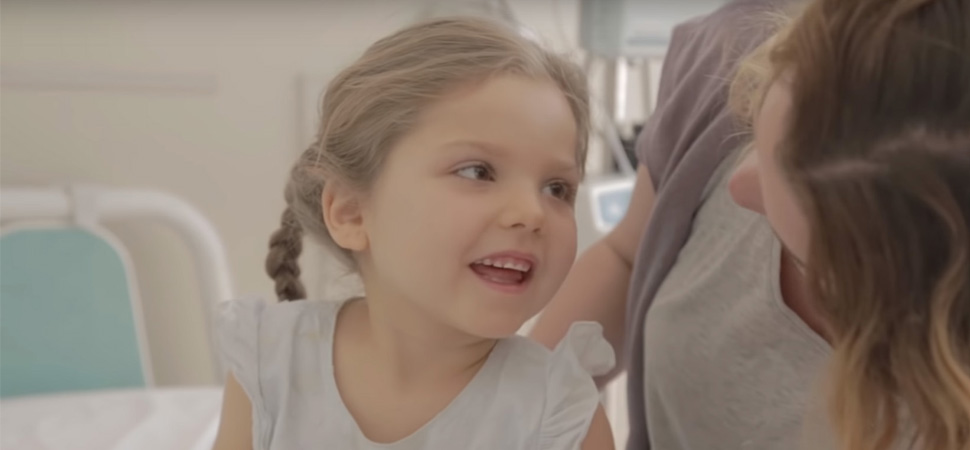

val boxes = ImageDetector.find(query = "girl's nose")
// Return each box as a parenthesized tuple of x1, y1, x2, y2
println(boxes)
(499, 188, 545, 233)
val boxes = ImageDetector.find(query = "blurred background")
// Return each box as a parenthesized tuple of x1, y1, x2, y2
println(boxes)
(1, 1, 726, 448)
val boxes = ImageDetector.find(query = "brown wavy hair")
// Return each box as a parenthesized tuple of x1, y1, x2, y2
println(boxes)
(264, 17, 590, 301)
(733, 0, 970, 449)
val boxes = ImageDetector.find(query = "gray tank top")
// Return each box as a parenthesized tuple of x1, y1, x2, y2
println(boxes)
(642, 151, 831, 449)
(623, 1, 824, 448)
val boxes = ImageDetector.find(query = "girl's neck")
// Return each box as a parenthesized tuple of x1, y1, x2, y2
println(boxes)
(332, 292, 499, 443)
(340, 292, 497, 387)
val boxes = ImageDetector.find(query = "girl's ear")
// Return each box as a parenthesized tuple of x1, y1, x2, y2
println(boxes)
(321, 181, 369, 252)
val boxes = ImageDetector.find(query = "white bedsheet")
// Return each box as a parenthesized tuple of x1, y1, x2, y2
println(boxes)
(1, 387, 222, 450)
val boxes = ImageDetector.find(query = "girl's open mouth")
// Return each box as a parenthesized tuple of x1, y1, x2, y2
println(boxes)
(470, 256, 534, 290)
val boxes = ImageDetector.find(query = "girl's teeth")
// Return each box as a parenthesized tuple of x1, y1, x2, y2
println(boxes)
(474, 258, 531, 272)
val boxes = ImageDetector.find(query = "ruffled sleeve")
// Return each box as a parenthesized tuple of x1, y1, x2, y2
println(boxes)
(539, 321, 616, 450)
(213, 297, 267, 421)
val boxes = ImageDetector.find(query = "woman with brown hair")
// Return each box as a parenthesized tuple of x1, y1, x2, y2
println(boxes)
(533, 0, 969, 448)
(731, 0, 970, 448)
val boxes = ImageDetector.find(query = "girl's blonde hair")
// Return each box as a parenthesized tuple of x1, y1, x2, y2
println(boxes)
(265, 17, 590, 302)
(732, 1, 970, 449)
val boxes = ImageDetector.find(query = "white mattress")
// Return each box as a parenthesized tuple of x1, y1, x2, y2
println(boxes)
(1, 387, 222, 450)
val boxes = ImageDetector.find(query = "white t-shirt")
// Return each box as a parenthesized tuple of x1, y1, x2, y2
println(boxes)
(215, 297, 614, 450)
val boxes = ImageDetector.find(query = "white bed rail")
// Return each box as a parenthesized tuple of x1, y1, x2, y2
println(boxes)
(0, 185, 233, 379)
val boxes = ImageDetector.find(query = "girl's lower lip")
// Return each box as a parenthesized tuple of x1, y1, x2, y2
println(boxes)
(471, 269, 531, 294)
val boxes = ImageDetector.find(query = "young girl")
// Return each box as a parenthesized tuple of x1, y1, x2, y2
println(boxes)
(212, 17, 615, 450)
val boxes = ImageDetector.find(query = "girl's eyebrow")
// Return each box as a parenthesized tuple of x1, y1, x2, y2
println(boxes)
(442, 139, 578, 175)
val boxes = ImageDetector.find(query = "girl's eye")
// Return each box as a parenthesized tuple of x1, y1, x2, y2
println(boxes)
(455, 163, 494, 181)
(543, 181, 576, 203)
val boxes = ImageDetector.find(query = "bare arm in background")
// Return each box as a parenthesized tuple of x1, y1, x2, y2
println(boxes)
(212, 373, 254, 450)
(530, 164, 656, 384)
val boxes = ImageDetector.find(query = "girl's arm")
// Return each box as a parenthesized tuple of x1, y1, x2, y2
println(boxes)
(212, 373, 254, 450)
(530, 164, 656, 384)
(581, 405, 616, 450)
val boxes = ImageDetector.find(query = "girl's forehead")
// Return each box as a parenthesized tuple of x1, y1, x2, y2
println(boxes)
(400, 77, 578, 152)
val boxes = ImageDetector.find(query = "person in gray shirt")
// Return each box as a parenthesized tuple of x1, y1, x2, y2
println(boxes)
(532, 0, 970, 449)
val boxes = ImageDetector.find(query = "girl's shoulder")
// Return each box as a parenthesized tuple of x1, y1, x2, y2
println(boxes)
(501, 321, 614, 378)
(215, 296, 344, 336)
(212, 297, 350, 449)
(487, 322, 615, 449)
(212, 297, 345, 398)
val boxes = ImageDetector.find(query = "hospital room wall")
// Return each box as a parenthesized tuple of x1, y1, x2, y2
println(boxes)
(0, 1, 587, 385)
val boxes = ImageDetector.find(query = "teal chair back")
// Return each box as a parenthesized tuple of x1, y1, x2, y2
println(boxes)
(0, 226, 150, 398)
